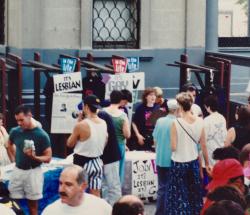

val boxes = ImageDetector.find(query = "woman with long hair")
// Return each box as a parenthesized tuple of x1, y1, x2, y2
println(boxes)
(225, 105, 250, 151)
(0, 113, 11, 166)
(132, 87, 159, 151)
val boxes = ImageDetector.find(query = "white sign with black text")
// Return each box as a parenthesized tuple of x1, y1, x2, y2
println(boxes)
(131, 158, 157, 198)
(105, 72, 145, 99)
(53, 72, 82, 93)
(51, 93, 82, 134)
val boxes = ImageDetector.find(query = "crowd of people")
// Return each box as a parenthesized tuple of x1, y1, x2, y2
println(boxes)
(0, 84, 250, 215)
(152, 85, 250, 215)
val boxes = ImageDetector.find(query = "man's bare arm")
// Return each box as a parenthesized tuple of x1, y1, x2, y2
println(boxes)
(26, 147, 52, 163)
(67, 121, 90, 148)
(67, 123, 81, 148)
(6, 140, 16, 162)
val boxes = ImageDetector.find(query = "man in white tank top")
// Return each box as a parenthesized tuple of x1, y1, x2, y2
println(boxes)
(67, 95, 108, 197)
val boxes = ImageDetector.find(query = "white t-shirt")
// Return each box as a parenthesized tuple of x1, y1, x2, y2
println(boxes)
(202, 112, 227, 166)
(171, 117, 204, 162)
(42, 193, 112, 215)
(191, 104, 202, 117)
(0, 204, 16, 215)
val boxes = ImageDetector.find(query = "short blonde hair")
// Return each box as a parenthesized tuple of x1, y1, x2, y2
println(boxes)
(176, 92, 193, 112)
(153, 86, 163, 97)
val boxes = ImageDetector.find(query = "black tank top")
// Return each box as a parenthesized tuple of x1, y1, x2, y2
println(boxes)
(233, 125, 250, 150)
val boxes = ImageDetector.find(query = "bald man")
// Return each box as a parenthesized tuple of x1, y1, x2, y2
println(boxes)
(112, 195, 144, 215)
(42, 165, 111, 215)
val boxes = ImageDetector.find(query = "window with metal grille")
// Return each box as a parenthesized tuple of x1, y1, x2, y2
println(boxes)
(0, 0, 4, 44)
(92, 0, 140, 49)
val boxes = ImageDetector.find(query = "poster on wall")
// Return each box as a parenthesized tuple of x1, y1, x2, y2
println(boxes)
(112, 58, 128, 73)
(53, 72, 82, 93)
(51, 93, 82, 134)
(127, 57, 139, 72)
(131, 158, 158, 198)
(60, 57, 77, 73)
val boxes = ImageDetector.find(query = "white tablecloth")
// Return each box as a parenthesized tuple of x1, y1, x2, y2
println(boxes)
(0, 157, 71, 181)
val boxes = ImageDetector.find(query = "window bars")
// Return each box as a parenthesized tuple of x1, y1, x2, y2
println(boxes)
(93, 0, 140, 49)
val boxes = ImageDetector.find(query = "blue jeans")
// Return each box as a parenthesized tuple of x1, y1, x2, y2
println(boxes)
(118, 143, 126, 185)
(155, 166, 170, 215)
(102, 161, 122, 206)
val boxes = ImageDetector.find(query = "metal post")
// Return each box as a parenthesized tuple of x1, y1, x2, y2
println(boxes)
(248, 0, 250, 36)
(0, 58, 6, 126)
(206, 0, 218, 51)
(180, 54, 188, 91)
(34, 52, 41, 121)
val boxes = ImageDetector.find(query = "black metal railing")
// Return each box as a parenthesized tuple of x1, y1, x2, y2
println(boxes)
(219, 37, 250, 47)
(92, 0, 140, 49)
(206, 51, 250, 104)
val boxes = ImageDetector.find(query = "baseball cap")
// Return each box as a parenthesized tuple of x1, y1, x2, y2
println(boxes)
(167, 99, 178, 110)
(84, 95, 101, 109)
(206, 159, 244, 191)
(182, 83, 197, 92)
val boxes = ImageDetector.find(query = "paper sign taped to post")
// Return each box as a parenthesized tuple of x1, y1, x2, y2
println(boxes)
(51, 93, 82, 134)
(53, 72, 82, 93)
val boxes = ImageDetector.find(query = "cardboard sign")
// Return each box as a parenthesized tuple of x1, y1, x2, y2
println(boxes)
(127, 57, 139, 72)
(60, 58, 77, 73)
(105, 72, 145, 99)
(112, 58, 128, 73)
(131, 159, 157, 198)
(131, 72, 145, 91)
(53, 72, 82, 93)
(51, 93, 82, 133)
(105, 73, 133, 99)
